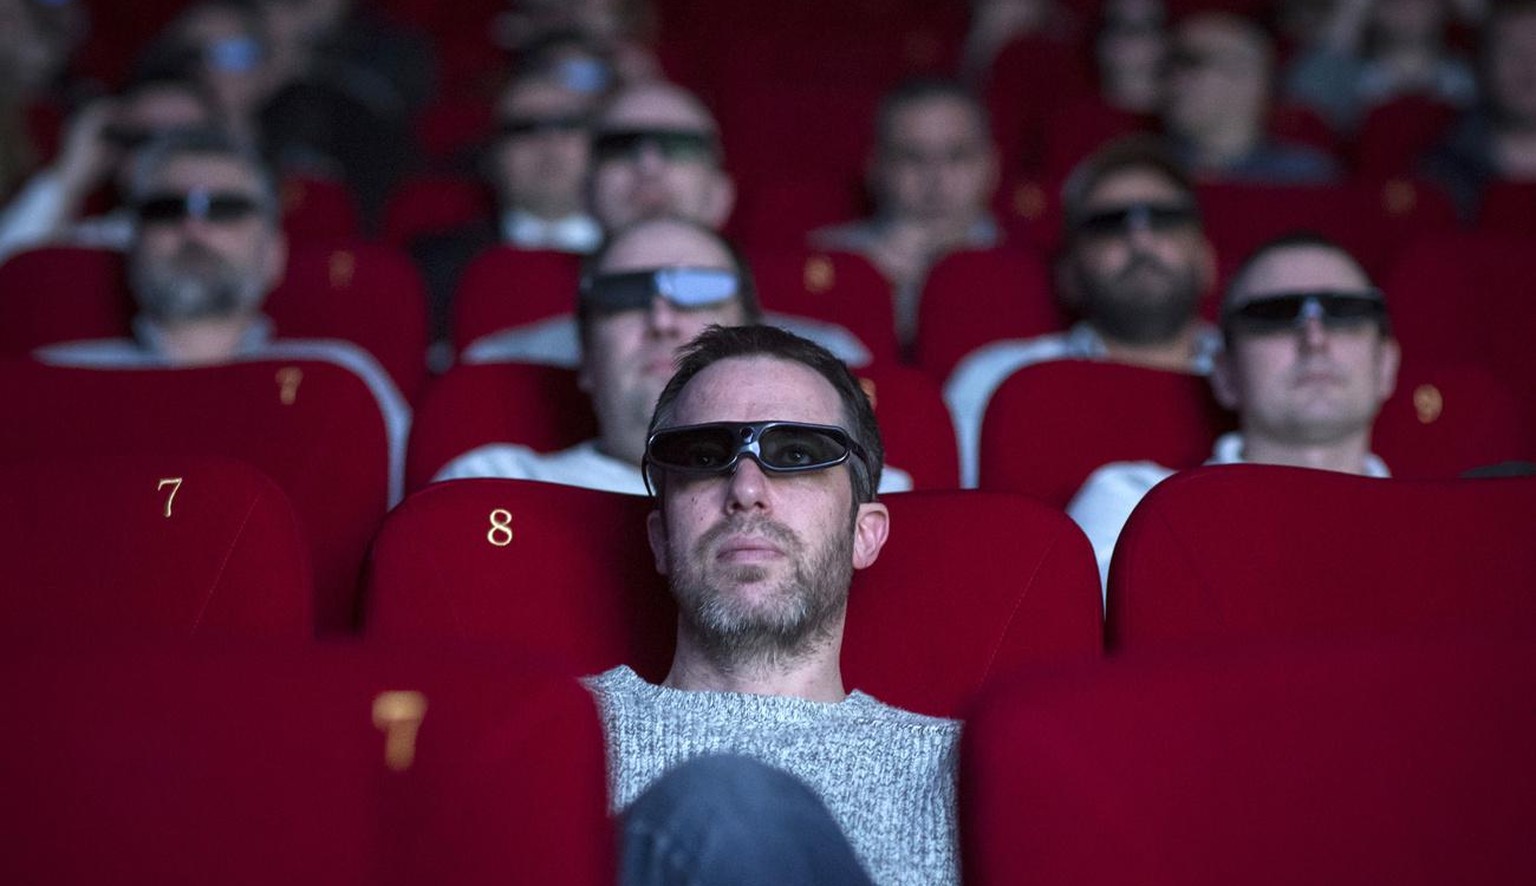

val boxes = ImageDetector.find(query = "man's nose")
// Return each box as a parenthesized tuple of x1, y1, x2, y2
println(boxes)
(725, 457, 770, 513)
(1297, 314, 1330, 351)
(632, 140, 668, 175)
(645, 296, 682, 334)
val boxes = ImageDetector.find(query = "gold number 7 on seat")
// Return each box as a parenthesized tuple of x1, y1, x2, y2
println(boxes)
(157, 477, 183, 518)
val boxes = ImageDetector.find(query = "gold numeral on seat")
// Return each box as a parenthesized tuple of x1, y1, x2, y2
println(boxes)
(276, 367, 303, 405)
(487, 508, 514, 547)
(156, 477, 183, 518)
(372, 691, 428, 772)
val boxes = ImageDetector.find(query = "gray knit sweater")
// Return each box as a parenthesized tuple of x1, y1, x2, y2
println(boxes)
(584, 666, 961, 886)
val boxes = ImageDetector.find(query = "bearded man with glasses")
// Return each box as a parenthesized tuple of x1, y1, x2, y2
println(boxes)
(587, 323, 960, 886)
(1067, 232, 1399, 588)
(945, 135, 1223, 486)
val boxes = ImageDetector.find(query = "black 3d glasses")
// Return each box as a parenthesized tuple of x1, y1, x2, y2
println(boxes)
(498, 115, 588, 139)
(592, 128, 717, 163)
(135, 190, 265, 225)
(582, 267, 738, 313)
(1224, 291, 1388, 335)
(644, 421, 870, 495)
(1075, 202, 1201, 237)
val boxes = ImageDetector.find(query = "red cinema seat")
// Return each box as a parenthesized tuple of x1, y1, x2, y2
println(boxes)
(978, 360, 1235, 508)
(1039, 99, 1155, 180)
(1106, 464, 1536, 650)
(962, 634, 1536, 886)
(266, 242, 430, 402)
(0, 641, 612, 886)
(854, 364, 960, 489)
(452, 247, 582, 352)
(1197, 179, 1456, 301)
(382, 175, 495, 248)
(1382, 231, 1536, 438)
(0, 246, 132, 355)
(0, 244, 428, 402)
(1373, 360, 1532, 478)
(1355, 95, 1460, 179)
(914, 247, 1065, 383)
(732, 174, 866, 250)
(0, 455, 311, 638)
(365, 482, 1102, 719)
(1477, 181, 1536, 235)
(406, 362, 595, 491)
(0, 357, 402, 635)
(280, 175, 361, 244)
(747, 247, 899, 367)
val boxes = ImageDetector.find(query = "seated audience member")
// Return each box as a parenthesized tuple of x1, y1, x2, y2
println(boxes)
(136, 0, 279, 147)
(945, 137, 1220, 487)
(589, 324, 958, 886)
(1068, 233, 1399, 587)
(412, 69, 601, 341)
(587, 79, 733, 234)
(960, 0, 1083, 84)
(0, 76, 218, 261)
(811, 79, 1001, 353)
(36, 130, 400, 397)
(1097, 2, 1169, 116)
(436, 217, 912, 494)
(462, 79, 872, 368)
(1285, 0, 1477, 132)
(1424, 0, 1536, 218)
(1163, 11, 1341, 182)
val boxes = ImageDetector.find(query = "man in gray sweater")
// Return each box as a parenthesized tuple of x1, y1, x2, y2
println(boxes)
(585, 324, 960, 886)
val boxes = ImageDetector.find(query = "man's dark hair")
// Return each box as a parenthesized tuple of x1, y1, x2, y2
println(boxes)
(873, 77, 992, 153)
(575, 217, 763, 345)
(647, 324, 885, 503)
(1060, 134, 1199, 233)
(1221, 230, 1392, 345)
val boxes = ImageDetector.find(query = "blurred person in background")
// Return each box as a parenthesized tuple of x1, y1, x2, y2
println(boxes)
(1286, 0, 1478, 132)
(1162, 11, 1340, 182)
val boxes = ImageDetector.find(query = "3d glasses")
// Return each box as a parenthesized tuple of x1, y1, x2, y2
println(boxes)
(643, 421, 870, 494)
(134, 189, 264, 225)
(498, 115, 589, 139)
(592, 128, 717, 164)
(1074, 202, 1201, 237)
(1223, 290, 1388, 335)
(204, 36, 265, 73)
(581, 267, 739, 313)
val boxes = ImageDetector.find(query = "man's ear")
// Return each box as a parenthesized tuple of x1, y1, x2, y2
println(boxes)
(646, 508, 670, 576)
(851, 501, 890, 571)
(1210, 347, 1240, 411)
(263, 229, 290, 292)
(1375, 336, 1402, 403)
(702, 172, 736, 229)
(1054, 253, 1082, 313)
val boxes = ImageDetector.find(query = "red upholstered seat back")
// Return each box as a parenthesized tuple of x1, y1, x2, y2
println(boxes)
(747, 247, 899, 366)
(0, 246, 132, 355)
(0, 358, 393, 634)
(1477, 181, 1536, 234)
(265, 242, 430, 402)
(0, 455, 311, 637)
(382, 175, 495, 248)
(962, 634, 1536, 886)
(854, 364, 961, 489)
(452, 247, 582, 351)
(915, 247, 1065, 384)
(979, 360, 1235, 507)
(406, 362, 596, 491)
(365, 481, 1102, 719)
(1106, 464, 1536, 649)
(0, 641, 612, 886)
(0, 244, 428, 400)
(279, 175, 361, 243)
(1373, 360, 1532, 478)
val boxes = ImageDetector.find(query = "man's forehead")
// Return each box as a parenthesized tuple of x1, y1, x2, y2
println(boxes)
(599, 86, 715, 133)
(1083, 167, 1190, 207)
(501, 80, 589, 117)
(150, 153, 261, 191)
(1231, 246, 1371, 303)
(598, 222, 733, 274)
(671, 357, 844, 427)
(122, 90, 211, 128)
(887, 97, 984, 144)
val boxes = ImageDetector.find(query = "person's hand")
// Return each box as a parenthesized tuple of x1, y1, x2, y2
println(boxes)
(55, 99, 122, 204)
